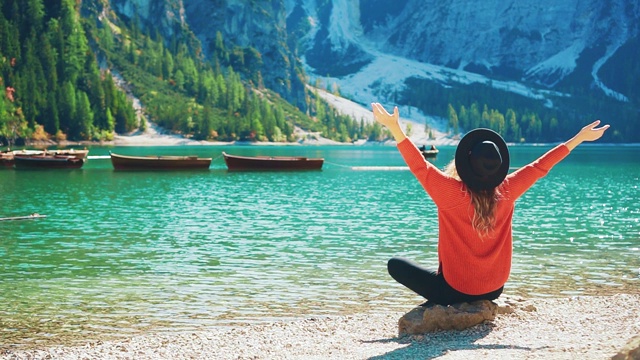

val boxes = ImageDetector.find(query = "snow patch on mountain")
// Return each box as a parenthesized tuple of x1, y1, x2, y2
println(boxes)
(306, 47, 567, 133)
(327, 0, 362, 51)
(525, 42, 585, 87)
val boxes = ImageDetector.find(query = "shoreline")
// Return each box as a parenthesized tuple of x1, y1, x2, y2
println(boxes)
(3, 293, 639, 360)
(9, 129, 640, 149)
(12, 137, 640, 149)
(5, 114, 640, 149)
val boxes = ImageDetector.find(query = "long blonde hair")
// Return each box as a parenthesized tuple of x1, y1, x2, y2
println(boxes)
(444, 161, 499, 238)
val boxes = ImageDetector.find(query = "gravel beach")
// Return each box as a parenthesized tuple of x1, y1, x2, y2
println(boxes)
(3, 293, 639, 360)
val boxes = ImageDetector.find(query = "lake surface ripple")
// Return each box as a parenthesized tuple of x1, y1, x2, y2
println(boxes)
(1, 145, 638, 348)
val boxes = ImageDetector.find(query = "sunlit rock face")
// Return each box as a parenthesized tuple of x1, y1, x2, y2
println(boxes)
(100, 0, 639, 103)
(289, 0, 639, 89)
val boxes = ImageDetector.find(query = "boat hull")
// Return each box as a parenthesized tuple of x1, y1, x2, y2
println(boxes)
(1, 153, 14, 168)
(223, 152, 324, 171)
(421, 150, 439, 158)
(13, 155, 85, 169)
(110, 153, 212, 170)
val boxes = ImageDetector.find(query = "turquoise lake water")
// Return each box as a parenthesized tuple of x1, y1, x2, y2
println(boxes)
(1, 145, 639, 349)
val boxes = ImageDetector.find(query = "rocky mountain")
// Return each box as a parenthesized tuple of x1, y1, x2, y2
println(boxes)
(95, 0, 640, 138)
(293, 0, 638, 99)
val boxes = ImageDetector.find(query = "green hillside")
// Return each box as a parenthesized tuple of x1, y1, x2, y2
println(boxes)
(0, 0, 378, 146)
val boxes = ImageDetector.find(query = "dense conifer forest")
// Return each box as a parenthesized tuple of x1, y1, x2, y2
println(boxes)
(0, 0, 137, 145)
(403, 77, 638, 143)
(0, 0, 381, 146)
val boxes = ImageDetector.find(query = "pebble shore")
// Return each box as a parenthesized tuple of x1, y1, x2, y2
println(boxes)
(2, 293, 639, 360)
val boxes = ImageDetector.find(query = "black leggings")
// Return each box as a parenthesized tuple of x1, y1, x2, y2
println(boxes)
(387, 257, 503, 306)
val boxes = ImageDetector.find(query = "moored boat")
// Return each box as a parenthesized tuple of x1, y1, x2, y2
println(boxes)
(48, 149, 89, 159)
(421, 149, 439, 158)
(12, 148, 89, 159)
(110, 152, 212, 170)
(419, 145, 439, 158)
(223, 152, 324, 171)
(13, 154, 85, 169)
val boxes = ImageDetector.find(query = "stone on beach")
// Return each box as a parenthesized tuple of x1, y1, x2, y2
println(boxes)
(398, 300, 503, 335)
(611, 334, 640, 360)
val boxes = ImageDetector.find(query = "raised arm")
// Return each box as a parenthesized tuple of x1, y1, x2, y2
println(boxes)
(565, 120, 610, 151)
(505, 120, 610, 200)
(371, 102, 463, 206)
(371, 103, 407, 142)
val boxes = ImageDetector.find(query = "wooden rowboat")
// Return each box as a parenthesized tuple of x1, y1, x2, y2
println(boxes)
(110, 152, 212, 170)
(419, 145, 439, 158)
(223, 152, 324, 171)
(13, 154, 85, 169)
(421, 149, 439, 158)
(12, 149, 89, 159)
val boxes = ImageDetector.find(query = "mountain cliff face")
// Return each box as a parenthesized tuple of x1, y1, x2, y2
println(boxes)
(289, 0, 639, 101)
(98, 0, 639, 123)
(110, 0, 185, 35)
(105, 0, 307, 108)
(182, 0, 307, 106)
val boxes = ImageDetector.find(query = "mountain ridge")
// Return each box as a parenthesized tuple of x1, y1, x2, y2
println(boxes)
(96, 0, 640, 139)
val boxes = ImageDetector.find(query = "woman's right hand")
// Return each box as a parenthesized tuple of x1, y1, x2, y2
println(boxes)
(565, 120, 610, 150)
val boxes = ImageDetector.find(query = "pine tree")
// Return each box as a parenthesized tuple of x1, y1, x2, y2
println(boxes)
(447, 104, 459, 135)
(44, 91, 60, 134)
(105, 108, 115, 133)
(505, 109, 519, 142)
(470, 103, 481, 129)
(60, 0, 87, 82)
(25, 0, 45, 32)
(72, 90, 93, 140)
(163, 48, 174, 80)
(58, 80, 76, 134)
(458, 105, 468, 131)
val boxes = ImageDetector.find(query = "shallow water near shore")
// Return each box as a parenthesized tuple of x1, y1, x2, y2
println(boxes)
(1, 144, 639, 349)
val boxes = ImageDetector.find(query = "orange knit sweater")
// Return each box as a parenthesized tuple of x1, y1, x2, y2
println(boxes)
(397, 139, 570, 295)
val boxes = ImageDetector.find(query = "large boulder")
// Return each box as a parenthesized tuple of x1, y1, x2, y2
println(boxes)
(612, 335, 640, 360)
(398, 300, 499, 336)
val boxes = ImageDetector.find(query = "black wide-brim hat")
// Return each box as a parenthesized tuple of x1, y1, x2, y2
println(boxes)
(455, 128, 509, 191)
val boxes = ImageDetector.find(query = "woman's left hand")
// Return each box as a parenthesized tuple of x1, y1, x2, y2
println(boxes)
(371, 103, 399, 128)
(371, 103, 408, 142)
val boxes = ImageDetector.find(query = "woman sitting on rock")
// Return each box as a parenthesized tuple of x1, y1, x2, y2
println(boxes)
(371, 102, 609, 306)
